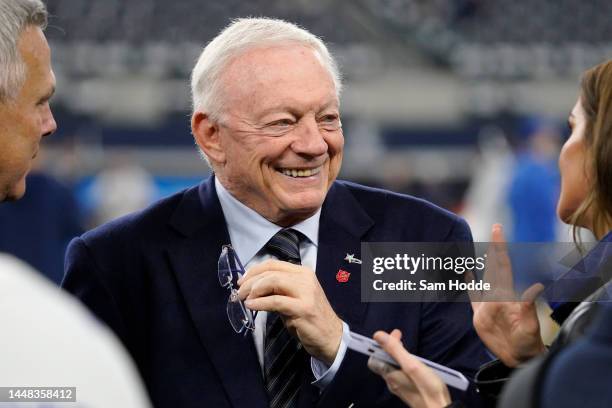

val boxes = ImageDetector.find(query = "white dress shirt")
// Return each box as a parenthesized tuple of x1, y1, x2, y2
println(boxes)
(215, 178, 350, 389)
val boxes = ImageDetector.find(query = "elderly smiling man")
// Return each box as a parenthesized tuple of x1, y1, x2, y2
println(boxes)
(63, 18, 488, 408)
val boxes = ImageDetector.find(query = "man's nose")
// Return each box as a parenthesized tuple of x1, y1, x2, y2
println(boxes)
(42, 106, 57, 138)
(292, 117, 328, 156)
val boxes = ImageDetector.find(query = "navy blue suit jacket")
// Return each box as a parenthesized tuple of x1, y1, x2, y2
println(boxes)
(542, 303, 612, 408)
(63, 177, 489, 407)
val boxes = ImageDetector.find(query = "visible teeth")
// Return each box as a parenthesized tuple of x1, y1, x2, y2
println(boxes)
(280, 167, 321, 178)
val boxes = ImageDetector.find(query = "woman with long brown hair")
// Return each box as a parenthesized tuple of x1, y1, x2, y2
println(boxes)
(369, 59, 612, 408)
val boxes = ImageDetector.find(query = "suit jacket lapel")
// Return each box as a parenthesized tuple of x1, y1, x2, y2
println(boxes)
(297, 182, 376, 408)
(166, 176, 268, 408)
(316, 182, 374, 330)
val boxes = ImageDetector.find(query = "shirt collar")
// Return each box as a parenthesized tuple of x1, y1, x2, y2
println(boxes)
(215, 177, 320, 265)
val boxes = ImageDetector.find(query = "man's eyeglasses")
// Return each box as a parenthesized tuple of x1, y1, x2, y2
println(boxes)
(218, 245, 257, 334)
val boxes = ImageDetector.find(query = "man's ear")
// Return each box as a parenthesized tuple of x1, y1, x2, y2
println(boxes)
(191, 111, 226, 164)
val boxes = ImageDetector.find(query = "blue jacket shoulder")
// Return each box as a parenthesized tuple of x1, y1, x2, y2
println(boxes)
(334, 180, 471, 242)
(80, 185, 192, 245)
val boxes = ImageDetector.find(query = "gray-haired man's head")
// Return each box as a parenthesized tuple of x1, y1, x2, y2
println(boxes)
(190, 18, 344, 226)
(0, 0, 56, 201)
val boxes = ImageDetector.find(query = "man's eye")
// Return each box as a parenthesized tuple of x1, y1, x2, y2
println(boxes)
(319, 115, 341, 129)
(36, 98, 50, 107)
(268, 119, 294, 127)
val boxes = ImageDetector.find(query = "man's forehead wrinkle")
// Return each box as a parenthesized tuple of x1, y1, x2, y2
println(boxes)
(230, 88, 339, 119)
(225, 111, 259, 127)
(224, 45, 324, 87)
(253, 96, 339, 117)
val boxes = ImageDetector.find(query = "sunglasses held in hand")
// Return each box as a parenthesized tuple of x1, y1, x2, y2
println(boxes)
(218, 245, 258, 335)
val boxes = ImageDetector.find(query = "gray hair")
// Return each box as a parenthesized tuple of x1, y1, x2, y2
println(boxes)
(190, 17, 343, 122)
(0, 0, 48, 103)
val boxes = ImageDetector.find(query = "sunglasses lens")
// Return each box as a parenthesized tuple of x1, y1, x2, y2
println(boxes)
(218, 247, 232, 286)
(226, 291, 253, 333)
(219, 245, 254, 333)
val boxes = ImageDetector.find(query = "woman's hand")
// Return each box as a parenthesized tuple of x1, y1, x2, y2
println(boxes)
(368, 329, 451, 408)
(471, 224, 546, 367)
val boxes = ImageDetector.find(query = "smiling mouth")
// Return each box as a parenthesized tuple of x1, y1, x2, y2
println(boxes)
(277, 166, 322, 178)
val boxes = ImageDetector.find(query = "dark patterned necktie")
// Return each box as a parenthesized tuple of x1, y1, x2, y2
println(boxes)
(263, 229, 306, 408)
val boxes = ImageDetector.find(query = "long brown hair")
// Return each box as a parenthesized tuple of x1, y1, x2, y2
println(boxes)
(570, 60, 612, 240)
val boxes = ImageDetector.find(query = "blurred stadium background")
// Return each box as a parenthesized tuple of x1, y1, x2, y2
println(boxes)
(1, 0, 610, 286)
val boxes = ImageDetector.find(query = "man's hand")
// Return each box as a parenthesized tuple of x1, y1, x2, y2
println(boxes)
(471, 224, 546, 367)
(237, 259, 343, 365)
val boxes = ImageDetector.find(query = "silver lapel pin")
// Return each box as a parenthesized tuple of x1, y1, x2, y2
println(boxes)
(344, 253, 362, 264)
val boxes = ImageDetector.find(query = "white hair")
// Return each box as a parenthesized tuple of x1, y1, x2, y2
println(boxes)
(190, 17, 343, 121)
(0, 0, 48, 103)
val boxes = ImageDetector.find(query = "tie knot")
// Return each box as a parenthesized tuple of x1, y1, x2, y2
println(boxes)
(265, 229, 301, 264)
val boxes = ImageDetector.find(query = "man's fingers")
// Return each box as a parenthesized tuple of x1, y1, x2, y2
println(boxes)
(244, 295, 302, 316)
(249, 273, 301, 299)
(238, 271, 300, 300)
(236, 271, 267, 299)
(238, 259, 298, 285)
